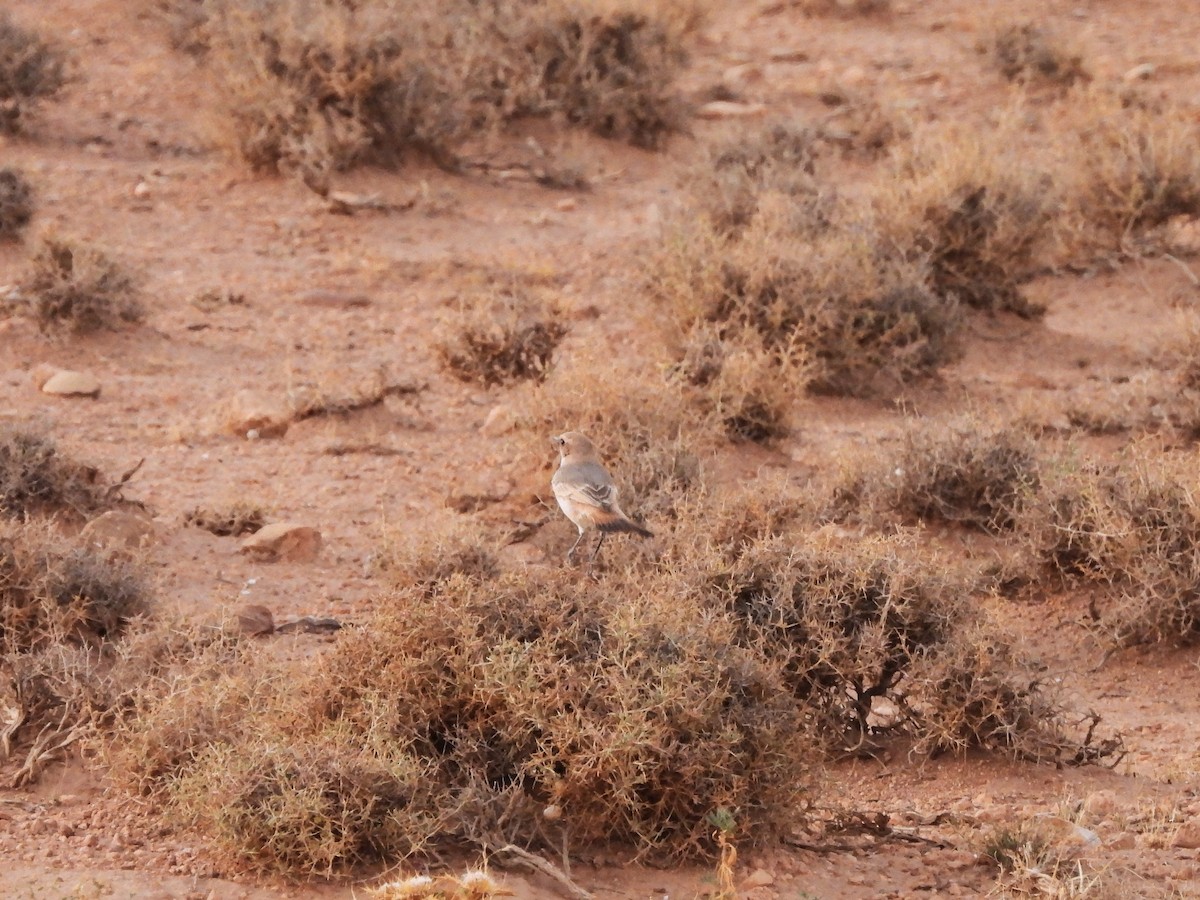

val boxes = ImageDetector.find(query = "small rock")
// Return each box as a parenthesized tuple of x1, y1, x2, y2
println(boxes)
(480, 404, 516, 436)
(744, 869, 774, 888)
(41, 370, 101, 398)
(132, 180, 150, 199)
(1123, 63, 1156, 82)
(81, 510, 158, 551)
(240, 522, 322, 563)
(555, 197, 578, 213)
(841, 64, 867, 87)
(220, 390, 290, 439)
(236, 604, 275, 636)
(1082, 789, 1118, 820)
(1172, 822, 1200, 850)
(297, 289, 372, 309)
(768, 47, 809, 63)
(723, 62, 764, 87)
(1107, 831, 1136, 850)
(696, 100, 767, 120)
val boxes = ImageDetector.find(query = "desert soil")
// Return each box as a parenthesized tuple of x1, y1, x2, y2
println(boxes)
(2, 0, 1200, 897)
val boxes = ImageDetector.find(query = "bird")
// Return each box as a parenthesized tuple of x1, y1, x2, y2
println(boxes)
(550, 431, 652, 568)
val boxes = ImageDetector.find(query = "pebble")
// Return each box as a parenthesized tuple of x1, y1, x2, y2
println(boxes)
(1173, 822, 1200, 850)
(240, 522, 322, 563)
(41, 369, 101, 398)
(697, 100, 767, 120)
(1123, 63, 1156, 82)
(743, 869, 774, 888)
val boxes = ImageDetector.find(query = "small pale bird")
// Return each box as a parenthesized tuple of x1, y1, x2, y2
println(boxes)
(550, 431, 652, 567)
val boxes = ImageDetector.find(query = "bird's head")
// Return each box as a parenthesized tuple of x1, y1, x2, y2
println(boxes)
(551, 431, 596, 461)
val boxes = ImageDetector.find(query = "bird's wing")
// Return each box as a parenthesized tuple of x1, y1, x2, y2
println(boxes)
(553, 462, 620, 512)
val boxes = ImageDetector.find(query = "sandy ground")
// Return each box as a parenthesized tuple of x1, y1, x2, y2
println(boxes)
(2, 0, 1200, 897)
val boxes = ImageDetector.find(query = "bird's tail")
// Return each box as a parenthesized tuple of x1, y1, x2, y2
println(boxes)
(599, 518, 653, 538)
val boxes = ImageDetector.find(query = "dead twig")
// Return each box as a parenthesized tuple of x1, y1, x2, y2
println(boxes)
(494, 844, 593, 900)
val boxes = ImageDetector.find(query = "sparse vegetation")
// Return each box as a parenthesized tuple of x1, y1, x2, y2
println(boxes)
(983, 23, 1088, 87)
(1026, 449, 1200, 645)
(874, 120, 1057, 317)
(0, 14, 67, 134)
(0, 428, 109, 520)
(439, 292, 568, 387)
(879, 422, 1042, 532)
(202, 0, 693, 180)
(0, 168, 33, 240)
(104, 517, 1097, 875)
(1060, 90, 1200, 259)
(18, 237, 143, 334)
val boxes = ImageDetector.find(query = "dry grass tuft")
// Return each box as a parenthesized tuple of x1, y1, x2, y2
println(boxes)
(0, 168, 34, 240)
(0, 14, 67, 134)
(0, 428, 110, 521)
(18, 237, 143, 334)
(983, 23, 1088, 87)
(439, 292, 568, 387)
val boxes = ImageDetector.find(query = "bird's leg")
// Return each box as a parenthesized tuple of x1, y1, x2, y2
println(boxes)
(566, 530, 585, 565)
(587, 532, 607, 574)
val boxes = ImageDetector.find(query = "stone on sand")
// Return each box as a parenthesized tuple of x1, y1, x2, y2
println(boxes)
(240, 522, 322, 562)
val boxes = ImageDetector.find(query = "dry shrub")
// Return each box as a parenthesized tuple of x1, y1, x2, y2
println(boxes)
(904, 620, 1066, 759)
(513, 5, 689, 149)
(880, 421, 1042, 533)
(0, 520, 149, 654)
(0, 521, 157, 785)
(874, 119, 1057, 317)
(982, 23, 1088, 87)
(673, 329, 799, 444)
(657, 210, 961, 397)
(0, 14, 67, 134)
(1057, 90, 1200, 260)
(110, 501, 1103, 875)
(438, 292, 568, 387)
(205, 1, 466, 179)
(0, 168, 33, 241)
(204, 0, 691, 179)
(1026, 450, 1200, 645)
(0, 428, 109, 520)
(659, 119, 967, 400)
(18, 237, 143, 334)
(686, 121, 827, 237)
(183, 502, 268, 537)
